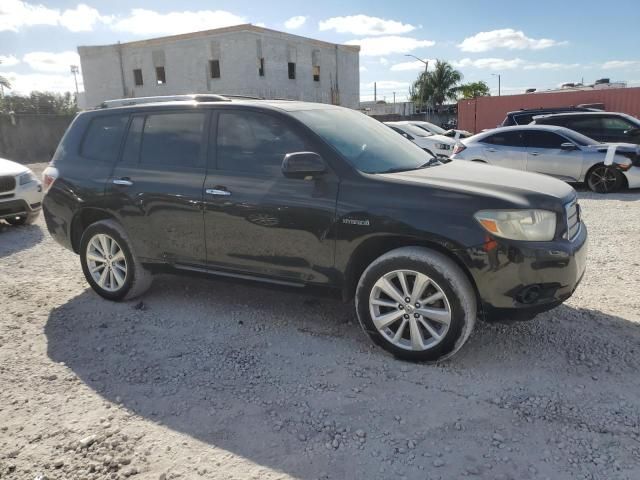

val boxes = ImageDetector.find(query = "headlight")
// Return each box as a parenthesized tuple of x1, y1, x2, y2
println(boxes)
(434, 143, 452, 150)
(18, 171, 38, 185)
(474, 209, 557, 241)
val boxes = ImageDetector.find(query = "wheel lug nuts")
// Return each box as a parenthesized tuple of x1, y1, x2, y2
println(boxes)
(414, 313, 420, 318)
(415, 303, 420, 308)
(403, 314, 409, 319)
(398, 304, 404, 309)
(405, 297, 411, 303)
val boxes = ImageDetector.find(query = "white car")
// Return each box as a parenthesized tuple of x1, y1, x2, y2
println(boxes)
(0, 157, 42, 225)
(409, 120, 472, 139)
(384, 121, 457, 158)
(450, 125, 640, 193)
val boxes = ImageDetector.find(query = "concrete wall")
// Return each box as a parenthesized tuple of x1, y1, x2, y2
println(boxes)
(0, 114, 73, 164)
(79, 26, 360, 109)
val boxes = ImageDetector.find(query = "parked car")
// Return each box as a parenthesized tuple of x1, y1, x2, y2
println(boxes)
(43, 96, 587, 362)
(500, 106, 598, 127)
(384, 121, 457, 158)
(409, 120, 472, 139)
(450, 125, 640, 193)
(0, 157, 42, 225)
(530, 111, 640, 145)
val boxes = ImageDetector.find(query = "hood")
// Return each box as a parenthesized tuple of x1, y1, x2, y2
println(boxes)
(589, 142, 640, 153)
(0, 157, 29, 176)
(377, 161, 575, 208)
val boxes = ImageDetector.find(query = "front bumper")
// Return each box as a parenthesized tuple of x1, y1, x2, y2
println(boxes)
(622, 166, 640, 189)
(0, 179, 43, 219)
(459, 223, 588, 321)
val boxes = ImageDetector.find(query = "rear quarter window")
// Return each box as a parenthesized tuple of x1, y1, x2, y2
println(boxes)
(81, 114, 129, 162)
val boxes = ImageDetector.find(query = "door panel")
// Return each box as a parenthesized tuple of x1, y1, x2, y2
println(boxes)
(203, 109, 339, 284)
(481, 131, 527, 170)
(524, 130, 583, 181)
(105, 111, 208, 263)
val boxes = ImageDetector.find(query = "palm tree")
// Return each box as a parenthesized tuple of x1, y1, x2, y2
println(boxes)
(458, 81, 490, 99)
(410, 60, 462, 109)
(0, 59, 11, 96)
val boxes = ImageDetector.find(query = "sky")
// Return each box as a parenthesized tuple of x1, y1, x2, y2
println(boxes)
(1, 0, 640, 101)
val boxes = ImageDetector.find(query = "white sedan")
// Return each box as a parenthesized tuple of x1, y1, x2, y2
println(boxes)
(384, 121, 457, 158)
(450, 125, 640, 193)
(0, 157, 42, 225)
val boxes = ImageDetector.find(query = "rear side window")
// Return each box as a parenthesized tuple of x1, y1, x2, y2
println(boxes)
(512, 113, 535, 125)
(81, 114, 128, 162)
(483, 131, 524, 147)
(566, 117, 602, 131)
(524, 131, 565, 149)
(140, 112, 206, 168)
(602, 116, 635, 133)
(216, 110, 306, 175)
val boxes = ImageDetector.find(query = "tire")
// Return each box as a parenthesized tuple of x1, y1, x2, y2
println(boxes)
(6, 211, 39, 226)
(79, 219, 152, 301)
(586, 164, 624, 193)
(355, 247, 477, 362)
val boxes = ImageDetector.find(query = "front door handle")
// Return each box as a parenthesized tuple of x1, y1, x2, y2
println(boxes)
(530, 151, 540, 156)
(206, 188, 231, 196)
(486, 148, 496, 152)
(112, 178, 133, 186)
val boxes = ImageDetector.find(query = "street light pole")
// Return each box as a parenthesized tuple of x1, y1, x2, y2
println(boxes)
(492, 73, 501, 96)
(70, 65, 79, 103)
(405, 54, 428, 117)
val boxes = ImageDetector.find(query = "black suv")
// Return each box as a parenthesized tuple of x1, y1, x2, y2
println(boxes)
(501, 106, 596, 127)
(531, 111, 640, 144)
(43, 96, 587, 361)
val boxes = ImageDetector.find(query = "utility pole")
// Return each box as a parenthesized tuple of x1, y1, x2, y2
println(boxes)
(393, 92, 396, 104)
(374, 82, 377, 102)
(70, 65, 80, 103)
(492, 73, 501, 96)
(405, 54, 428, 117)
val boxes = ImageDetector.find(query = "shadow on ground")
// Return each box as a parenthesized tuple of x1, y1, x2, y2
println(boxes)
(44, 274, 640, 479)
(0, 222, 44, 258)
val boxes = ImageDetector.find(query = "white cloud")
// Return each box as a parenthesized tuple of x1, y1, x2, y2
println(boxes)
(359, 66, 367, 72)
(0, 1, 111, 32)
(602, 60, 640, 69)
(390, 58, 435, 71)
(319, 15, 416, 36)
(346, 36, 435, 56)
(284, 15, 306, 30)
(453, 57, 580, 71)
(458, 29, 564, 52)
(0, 55, 20, 67)
(23, 51, 80, 73)
(59, 4, 112, 32)
(0, 71, 82, 94)
(112, 8, 246, 36)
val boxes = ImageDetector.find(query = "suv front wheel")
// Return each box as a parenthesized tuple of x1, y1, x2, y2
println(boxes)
(355, 247, 477, 362)
(80, 219, 152, 301)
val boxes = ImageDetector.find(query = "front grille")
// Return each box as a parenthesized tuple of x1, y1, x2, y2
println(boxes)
(565, 199, 581, 241)
(0, 175, 16, 193)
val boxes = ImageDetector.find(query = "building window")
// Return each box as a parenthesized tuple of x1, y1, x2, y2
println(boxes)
(133, 69, 143, 86)
(313, 65, 320, 82)
(288, 62, 296, 80)
(258, 58, 265, 77)
(210, 60, 221, 79)
(156, 66, 166, 85)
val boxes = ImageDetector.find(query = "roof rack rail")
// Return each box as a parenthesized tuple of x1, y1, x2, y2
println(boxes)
(99, 94, 231, 109)
(218, 94, 264, 100)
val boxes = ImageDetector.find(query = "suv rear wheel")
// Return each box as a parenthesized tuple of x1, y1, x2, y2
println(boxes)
(80, 219, 152, 300)
(355, 247, 476, 362)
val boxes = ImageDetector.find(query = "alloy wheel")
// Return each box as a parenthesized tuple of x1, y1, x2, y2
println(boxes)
(369, 270, 451, 351)
(588, 166, 619, 193)
(86, 233, 127, 292)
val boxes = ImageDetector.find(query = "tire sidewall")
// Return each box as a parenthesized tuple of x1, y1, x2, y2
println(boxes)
(356, 256, 467, 362)
(80, 222, 135, 301)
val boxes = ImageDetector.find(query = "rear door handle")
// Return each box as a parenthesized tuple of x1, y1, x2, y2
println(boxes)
(206, 188, 231, 196)
(112, 178, 133, 186)
(486, 148, 496, 152)
(530, 152, 540, 156)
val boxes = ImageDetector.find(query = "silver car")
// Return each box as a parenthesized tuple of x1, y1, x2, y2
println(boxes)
(450, 125, 640, 193)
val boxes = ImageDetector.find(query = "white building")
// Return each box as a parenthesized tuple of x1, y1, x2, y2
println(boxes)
(78, 24, 360, 109)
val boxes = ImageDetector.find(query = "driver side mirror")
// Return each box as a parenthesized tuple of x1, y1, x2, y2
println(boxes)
(560, 142, 578, 151)
(282, 152, 327, 179)
(624, 127, 640, 137)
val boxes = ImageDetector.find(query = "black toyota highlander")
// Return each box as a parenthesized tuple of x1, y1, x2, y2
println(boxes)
(42, 95, 587, 362)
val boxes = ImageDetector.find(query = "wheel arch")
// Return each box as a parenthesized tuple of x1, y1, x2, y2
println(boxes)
(342, 235, 480, 305)
(70, 208, 118, 253)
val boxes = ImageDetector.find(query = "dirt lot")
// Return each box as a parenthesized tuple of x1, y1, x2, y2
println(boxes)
(1, 163, 639, 480)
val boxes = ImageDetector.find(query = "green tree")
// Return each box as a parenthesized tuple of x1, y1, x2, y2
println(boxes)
(458, 80, 491, 99)
(0, 91, 78, 114)
(0, 59, 11, 92)
(410, 60, 463, 108)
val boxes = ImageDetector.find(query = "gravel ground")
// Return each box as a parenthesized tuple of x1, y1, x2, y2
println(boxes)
(1, 163, 639, 480)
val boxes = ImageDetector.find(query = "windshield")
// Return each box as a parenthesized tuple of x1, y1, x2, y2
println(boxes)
(561, 128, 599, 146)
(416, 121, 446, 135)
(391, 123, 432, 137)
(292, 108, 435, 174)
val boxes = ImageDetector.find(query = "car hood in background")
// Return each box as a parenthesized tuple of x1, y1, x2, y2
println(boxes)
(377, 161, 575, 207)
(590, 143, 640, 154)
(0, 157, 29, 176)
